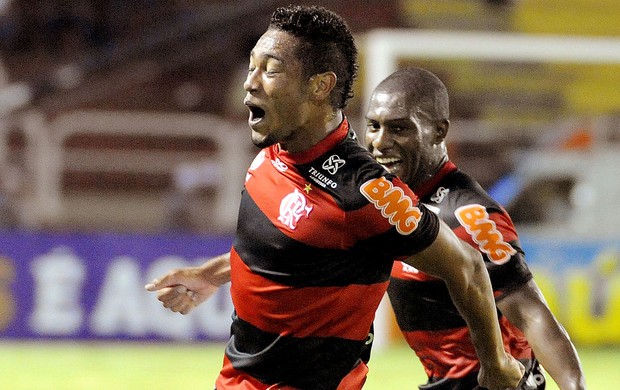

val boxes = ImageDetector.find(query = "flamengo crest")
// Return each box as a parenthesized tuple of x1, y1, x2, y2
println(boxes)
(278, 189, 313, 230)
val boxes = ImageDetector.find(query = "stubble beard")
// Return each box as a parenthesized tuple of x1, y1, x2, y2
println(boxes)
(251, 132, 278, 149)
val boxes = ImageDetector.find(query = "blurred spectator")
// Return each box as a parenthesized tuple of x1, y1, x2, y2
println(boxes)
(165, 160, 222, 232)
(0, 194, 18, 228)
(0, 163, 21, 228)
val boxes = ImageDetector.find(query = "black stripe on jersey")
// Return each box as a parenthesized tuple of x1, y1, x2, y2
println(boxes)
(356, 205, 440, 260)
(296, 131, 391, 211)
(233, 190, 394, 287)
(489, 245, 533, 297)
(387, 277, 468, 331)
(226, 313, 364, 390)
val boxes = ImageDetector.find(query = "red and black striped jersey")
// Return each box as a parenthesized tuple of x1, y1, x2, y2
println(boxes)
(388, 160, 534, 381)
(218, 119, 439, 389)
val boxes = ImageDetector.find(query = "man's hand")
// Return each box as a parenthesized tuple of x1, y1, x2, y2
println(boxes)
(145, 266, 219, 314)
(478, 353, 525, 390)
(145, 253, 231, 315)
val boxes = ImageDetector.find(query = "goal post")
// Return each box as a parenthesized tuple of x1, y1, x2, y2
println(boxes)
(362, 28, 620, 115)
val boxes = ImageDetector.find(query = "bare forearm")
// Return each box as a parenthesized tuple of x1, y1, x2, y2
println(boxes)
(198, 252, 231, 286)
(407, 220, 523, 388)
(528, 326, 585, 389)
(406, 223, 507, 369)
(498, 281, 586, 389)
(446, 249, 505, 367)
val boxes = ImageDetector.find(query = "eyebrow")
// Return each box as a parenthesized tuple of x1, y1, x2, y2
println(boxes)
(250, 50, 284, 63)
(381, 118, 412, 126)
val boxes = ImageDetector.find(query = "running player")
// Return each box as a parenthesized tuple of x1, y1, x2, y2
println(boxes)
(146, 6, 524, 390)
(365, 66, 586, 390)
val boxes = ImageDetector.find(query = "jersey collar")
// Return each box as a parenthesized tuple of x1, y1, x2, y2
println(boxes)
(413, 160, 458, 199)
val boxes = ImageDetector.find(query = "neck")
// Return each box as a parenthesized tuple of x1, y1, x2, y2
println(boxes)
(325, 110, 343, 133)
(410, 155, 450, 194)
(281, 109, 343, 154)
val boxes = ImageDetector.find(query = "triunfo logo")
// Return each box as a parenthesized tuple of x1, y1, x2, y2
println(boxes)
(308, 167, 337, 189)
(455, 204, 516, 264)
(278, 189, 313, 230)
(321, 154, 346, 175)
(360, 177, 422, 235)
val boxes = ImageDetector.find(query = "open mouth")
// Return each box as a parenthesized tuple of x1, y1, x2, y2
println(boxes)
(247, 104, 266, 124)
(375, 156, 402, 172)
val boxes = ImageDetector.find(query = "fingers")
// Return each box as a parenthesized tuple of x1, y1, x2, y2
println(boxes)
(144, 280, 159, 291)
(145, 270, 204, 314)
(154, 285, 198, 315)
(145, 274, 176, 291)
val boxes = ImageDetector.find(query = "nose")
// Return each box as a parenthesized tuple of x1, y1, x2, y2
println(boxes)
(244, 69, 259, 92)
(369, 127, 393, 151)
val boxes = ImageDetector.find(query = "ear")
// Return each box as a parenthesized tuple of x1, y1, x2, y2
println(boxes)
(435, 119, 449, 143)
(309, 71, 337, 101)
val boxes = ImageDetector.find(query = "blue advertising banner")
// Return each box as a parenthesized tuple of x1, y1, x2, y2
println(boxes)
(520, 237, 619, 270)
(2, 230, 619, 345)
(0, 230, 234, 341)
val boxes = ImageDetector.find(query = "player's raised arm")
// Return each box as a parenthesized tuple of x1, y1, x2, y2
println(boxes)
(145, 252, 231, 315)
(404, 218, 524, 390)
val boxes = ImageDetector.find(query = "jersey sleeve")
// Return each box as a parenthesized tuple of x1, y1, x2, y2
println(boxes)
(351, 176, 440, 260)
(453, 203, 532, 297)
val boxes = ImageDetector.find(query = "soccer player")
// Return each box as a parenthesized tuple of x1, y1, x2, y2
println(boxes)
(146, 6, 524, 390)
(364, 66, 586, 390)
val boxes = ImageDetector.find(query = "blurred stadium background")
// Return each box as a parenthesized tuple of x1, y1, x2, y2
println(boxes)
(1, 0, 620, 388)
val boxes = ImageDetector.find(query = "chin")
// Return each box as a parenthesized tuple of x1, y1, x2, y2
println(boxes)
(388, 166, 404, 177)
(252, 131, 277, 148)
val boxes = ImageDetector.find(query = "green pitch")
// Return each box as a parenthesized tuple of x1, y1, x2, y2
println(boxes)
(0, 341, 616, 389)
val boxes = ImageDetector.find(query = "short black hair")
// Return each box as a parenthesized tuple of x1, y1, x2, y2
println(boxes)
(269, 5, 358, 110)
(379, 67, 450, 122)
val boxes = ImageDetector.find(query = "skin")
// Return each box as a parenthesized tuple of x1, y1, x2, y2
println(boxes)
(144, 253, 231, 315)
(364, 69, 586, 390)
(146, 28, 525, 390)
(243, 28, 342, 153)
(497, 280, 586, 390)
(365, 89, 448, 187)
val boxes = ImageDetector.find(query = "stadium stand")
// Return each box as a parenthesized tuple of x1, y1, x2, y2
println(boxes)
(0, 0, 619, 231)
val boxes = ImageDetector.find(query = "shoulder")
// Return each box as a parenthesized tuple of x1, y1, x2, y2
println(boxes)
(297, 133, 397, 210)
(431, 170, 503, 213)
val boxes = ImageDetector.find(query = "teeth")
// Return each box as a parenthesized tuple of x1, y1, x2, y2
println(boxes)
(376, 157, 401, 164)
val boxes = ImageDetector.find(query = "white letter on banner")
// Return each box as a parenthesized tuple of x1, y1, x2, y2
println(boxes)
(90, 256, 148, 336)
(29, 247, 85, 335)
(144, 257, 195, 340)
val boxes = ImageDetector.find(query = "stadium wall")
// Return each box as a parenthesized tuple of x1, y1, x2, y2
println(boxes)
(1, 231, 618, 346)
(0, 230, 234, 341)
